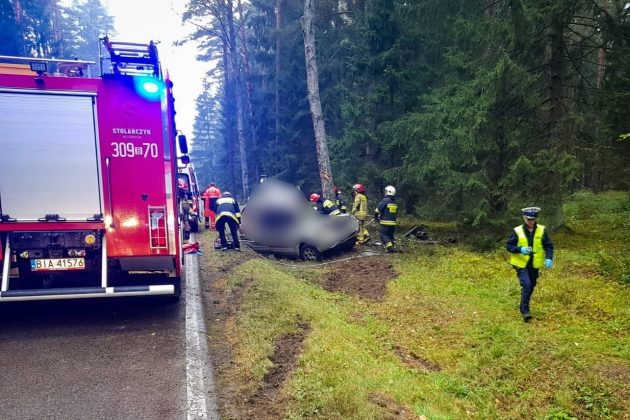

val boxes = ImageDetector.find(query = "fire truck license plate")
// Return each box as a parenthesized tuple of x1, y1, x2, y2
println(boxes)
(30, 258, 85, 271)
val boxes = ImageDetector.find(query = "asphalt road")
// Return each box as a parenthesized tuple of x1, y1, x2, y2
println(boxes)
(0, 293, 187, 419)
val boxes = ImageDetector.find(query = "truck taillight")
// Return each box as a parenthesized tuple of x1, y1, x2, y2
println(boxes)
(149, 207, 168, 249)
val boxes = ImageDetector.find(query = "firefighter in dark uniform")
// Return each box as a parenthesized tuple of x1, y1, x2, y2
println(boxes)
(309, 193, 341, 216)
(374, 185, 398, 252)
(177, 177, 192, 240)
(215, 191, 241, 251)
(506, 207, 554, 322)
(333, 186, 348, 214)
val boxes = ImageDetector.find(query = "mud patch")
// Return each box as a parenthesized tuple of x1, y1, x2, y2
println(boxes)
(245, 321, 311, 419)
(323, 256, 397, 301)
(393, 345, 442, 373)
(369, 392, 421, 419)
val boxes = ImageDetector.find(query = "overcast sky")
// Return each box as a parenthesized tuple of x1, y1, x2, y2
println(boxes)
(100, 0, 208, 146)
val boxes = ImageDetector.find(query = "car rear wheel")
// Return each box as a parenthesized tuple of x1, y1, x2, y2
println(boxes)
(300, 244, 322, 261)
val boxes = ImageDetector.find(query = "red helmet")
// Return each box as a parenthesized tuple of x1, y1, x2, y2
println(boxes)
(333, 185, 340, 194)
(352, 183, 365, 194)
(309, 193, 321, 203)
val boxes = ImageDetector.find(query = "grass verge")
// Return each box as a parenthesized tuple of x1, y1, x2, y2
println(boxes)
(200, 191, 630, 419)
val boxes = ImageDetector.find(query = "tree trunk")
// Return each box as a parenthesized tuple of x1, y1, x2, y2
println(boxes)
(237, 0, 259, 182)
(227, 0, 249, 198)
(222, 41, 236, 193)
(275, 0, 282, 157)
(596, 0, 609, 89)
(546, 19, 566, 228)
(301, 0, 335, 198)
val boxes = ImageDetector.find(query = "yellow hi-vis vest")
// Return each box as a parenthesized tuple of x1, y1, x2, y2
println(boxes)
(511, 224, 545, 268)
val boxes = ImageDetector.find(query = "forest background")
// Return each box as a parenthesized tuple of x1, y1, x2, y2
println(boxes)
(2, 0, 629, 240)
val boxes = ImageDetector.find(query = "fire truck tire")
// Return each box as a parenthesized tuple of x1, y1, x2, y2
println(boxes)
(190, 219, 199, 233)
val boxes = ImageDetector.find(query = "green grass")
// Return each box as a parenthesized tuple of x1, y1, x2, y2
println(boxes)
(211, 190, 630, 419)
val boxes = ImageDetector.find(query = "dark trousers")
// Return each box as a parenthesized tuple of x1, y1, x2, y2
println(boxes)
(380, 225, 396, 249)
(216, 217, 240, 249)
(516, 267, 539, 315)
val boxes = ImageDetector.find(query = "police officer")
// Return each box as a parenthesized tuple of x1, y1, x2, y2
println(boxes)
(374, 185, 398, 252)
(506, 207, 554, 322)
(215, 191, 241, 251)
(333, 186, 348, 214)
(309, 193, 341, 216)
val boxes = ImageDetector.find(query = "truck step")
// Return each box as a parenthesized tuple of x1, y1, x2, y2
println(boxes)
(0, 285, 174, 302)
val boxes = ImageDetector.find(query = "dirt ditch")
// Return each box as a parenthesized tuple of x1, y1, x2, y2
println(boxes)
(323, 255, 398, 301)
(245, 321, 311, 419)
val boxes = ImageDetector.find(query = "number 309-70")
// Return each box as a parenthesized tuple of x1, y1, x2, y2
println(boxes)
(111, 142, 159, 158)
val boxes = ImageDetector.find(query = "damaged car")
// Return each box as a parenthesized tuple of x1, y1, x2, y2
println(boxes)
(240, 180, 359, 260)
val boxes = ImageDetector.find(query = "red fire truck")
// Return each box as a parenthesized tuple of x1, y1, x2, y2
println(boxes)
(0, 39, 188, 301)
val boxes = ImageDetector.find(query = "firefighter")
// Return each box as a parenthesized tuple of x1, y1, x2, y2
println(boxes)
(506, 207, 554, 322)
(215, 191, 241, 251)
(333, 185, 348, 213)
(309, 193, 341, 216)
(374, 185, 398, 253)
(351, 183, 370, 244)
(177, 178, 192, 240)
(202, 182, 221, 230)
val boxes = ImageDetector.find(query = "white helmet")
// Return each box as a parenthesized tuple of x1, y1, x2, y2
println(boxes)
(385, 185, 396, 196)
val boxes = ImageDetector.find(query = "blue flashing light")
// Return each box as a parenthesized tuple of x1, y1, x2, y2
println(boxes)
(143, 81, 159, 93)
(133, 77, 163, 101)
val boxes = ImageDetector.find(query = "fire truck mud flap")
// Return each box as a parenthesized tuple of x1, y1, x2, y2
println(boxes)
(0, 285, 174, 302)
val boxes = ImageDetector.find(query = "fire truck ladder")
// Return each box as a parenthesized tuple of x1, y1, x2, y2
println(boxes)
(101, 37, 161, 77)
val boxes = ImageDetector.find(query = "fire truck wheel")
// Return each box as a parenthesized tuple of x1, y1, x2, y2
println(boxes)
(190, 219, 199, 233)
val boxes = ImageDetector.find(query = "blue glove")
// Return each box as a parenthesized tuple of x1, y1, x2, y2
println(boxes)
(520, 246, 532, 255)
(544, 259, 553, 269)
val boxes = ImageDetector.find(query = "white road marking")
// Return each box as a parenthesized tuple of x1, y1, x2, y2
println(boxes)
(185, 244, 220, 420)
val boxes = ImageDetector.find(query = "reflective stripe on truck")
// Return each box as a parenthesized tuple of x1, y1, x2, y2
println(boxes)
(0, 285, 175, 301)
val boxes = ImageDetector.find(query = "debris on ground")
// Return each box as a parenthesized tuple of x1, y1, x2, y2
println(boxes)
(183, 241, 202, 255)
(402, 224, 455, 244)
(403, 224, 432, 241)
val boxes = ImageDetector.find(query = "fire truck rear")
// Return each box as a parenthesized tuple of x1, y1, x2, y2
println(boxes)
(0, 39, 188, 301)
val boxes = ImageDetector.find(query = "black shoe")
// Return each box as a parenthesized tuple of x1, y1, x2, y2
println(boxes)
(221, 247, 228, 251)
(523, 313, 532, 322)
(234, 247, 241, 252)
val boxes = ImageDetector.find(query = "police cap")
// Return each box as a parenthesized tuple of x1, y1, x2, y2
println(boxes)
(521, 207, 541, 220)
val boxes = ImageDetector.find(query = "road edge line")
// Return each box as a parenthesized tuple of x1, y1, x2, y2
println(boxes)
(185, 242, 219, 419)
